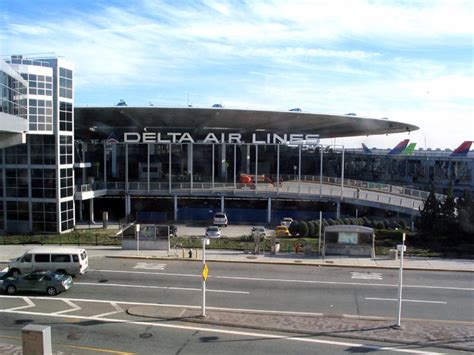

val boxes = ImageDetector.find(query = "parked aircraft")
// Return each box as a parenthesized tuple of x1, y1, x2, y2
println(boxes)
(450, 141, 473, 156)
(361, 139, 410, 155)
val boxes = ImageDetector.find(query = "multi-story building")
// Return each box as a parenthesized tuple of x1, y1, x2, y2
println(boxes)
(0, 56, 74, 234)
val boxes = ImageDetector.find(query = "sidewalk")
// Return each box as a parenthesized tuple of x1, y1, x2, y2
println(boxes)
(0, 245, 473, 272)
(126, 305, 474, 352)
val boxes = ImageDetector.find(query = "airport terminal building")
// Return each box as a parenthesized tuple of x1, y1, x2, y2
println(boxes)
(1, 56, 473, 234)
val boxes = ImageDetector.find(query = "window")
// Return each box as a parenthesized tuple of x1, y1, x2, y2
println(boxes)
(34, 254, 50, 262)
(72, 255, 79, 262)
(22, 254, 32, 262)
(52, 254, 71, 262)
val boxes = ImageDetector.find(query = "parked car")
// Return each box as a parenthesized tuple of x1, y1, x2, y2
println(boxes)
(8, 247, 89, 277)
(3, 270, 73, 296)
(280, 217, 293, 227)
(205, 226, 222, 239)
(275, 225, 290, 237)
(213, 212, 228, 227)
(251, 226, 267, 239)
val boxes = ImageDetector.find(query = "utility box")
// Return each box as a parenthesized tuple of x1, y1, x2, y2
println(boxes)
(22, 324, 52, 355)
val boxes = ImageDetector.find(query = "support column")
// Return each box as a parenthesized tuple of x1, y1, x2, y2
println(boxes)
(233, 144, 237, 189)
(187, 143, 193, 191)
(319, 146, 323, 198)
(298, 144, 302, 194)
(147, 144, 150, 192)
(211, 144, 215, 190)
(220, 195, 224, 213)
(267, 197, 272, 223)
(111, 144, 117, 178)
(125, 195, 131, 216)
(336, 201, 341, 219)
(254, 144, 258, 191)
(125, 144, 129, 194)
(168, 143, 172, 194)
(79, 200, 83, 221)
(276, 145, 280, 194)
(174, 195, 178, 221)
(219, 143, 226, 181)
(103, 140, 107, 185)
(89, 198, 95, 223)
(246, 144, 251, 174)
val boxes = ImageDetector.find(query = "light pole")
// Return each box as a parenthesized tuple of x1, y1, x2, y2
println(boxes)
(395, 232, 406, 328)
(135, 224, 140, 256)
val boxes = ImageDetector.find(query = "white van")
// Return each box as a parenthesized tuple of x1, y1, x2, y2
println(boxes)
(9, 247, 89, 277)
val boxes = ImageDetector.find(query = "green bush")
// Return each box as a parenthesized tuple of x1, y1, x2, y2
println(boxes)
(307, 221, 316, 237)
(289, 220, 299, 237)
(298, 221, 309, 237)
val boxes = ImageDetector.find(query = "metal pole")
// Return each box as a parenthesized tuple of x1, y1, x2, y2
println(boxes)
(319, 211, 322, 255)
(135, 224, 140, 256)
(319, 146, 323, 198)
(276, 144, 280, 194)
(103, 140, 107, 185)
(190, 143, 193, 192)
(201, 238, 207, 317)
(340, 145, 345, 200)
(396, 233, 406, 328)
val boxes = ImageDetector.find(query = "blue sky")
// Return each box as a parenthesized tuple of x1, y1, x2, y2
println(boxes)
(1, 0, 472, 149)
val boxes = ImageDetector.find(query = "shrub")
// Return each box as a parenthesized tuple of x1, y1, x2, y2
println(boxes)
(298, 221, 309, 237)
(307, 221, 316, 237)
(289, 220, 299, 237)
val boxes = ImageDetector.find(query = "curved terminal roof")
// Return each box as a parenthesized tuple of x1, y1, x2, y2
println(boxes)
(74, 106, 418, 140)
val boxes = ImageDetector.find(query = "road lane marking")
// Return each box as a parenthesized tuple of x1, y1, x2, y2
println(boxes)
(90, 269, 474, 291)
(133, 262, 167, 270)
(75, 282, 250, 294)
(0, 309, 442, 354)
(351, 272, 383, 280)
(6, 296, 35, 311)
(366, 297, 447, 304)
(95, 302, 124, 318)
(53, 299, 81, 315)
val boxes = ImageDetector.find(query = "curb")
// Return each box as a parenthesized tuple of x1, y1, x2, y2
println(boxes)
(105, 255, 474, 273)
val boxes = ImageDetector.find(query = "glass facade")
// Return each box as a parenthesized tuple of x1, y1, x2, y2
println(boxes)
(1, 56, 75, 234)
(0, 66, 27, 119)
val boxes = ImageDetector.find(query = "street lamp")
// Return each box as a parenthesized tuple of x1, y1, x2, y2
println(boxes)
(135, 224, 140, 256)
(395, 232, 406, 328)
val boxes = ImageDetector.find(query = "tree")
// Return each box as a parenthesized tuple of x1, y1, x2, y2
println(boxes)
(415, 185, 440, 236)
(456, 189, 474, 239)
(439, 182, 457, 237)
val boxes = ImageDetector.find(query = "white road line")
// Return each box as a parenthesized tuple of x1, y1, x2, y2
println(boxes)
(0, 309, 442, 354)
(351, 272, 383, 280)
(90, 269, 473, 291)
(94, 302, 124, 318)
(75, 282, 250, 294)
(53, 299, 82, 315)
(133, 262, 167, 270)
(366, 297, 447, 304)
(6, 297, 35, 311)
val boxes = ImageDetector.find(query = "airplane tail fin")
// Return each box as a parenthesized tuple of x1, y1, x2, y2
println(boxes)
(402, 143, 416, 155)
(362, 143, 372, 154)
(450, 141, 472, 156)
(388, 139, 409, 155)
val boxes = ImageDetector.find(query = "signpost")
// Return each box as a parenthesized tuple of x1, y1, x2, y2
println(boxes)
(135, 224, 140, 256)
(201, 237, 209, 317)
(395, 233, 406, 328)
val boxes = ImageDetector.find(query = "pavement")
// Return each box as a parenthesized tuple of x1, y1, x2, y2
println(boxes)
(1, 245, 473, 352)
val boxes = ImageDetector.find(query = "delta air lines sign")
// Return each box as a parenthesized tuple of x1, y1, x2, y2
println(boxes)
(123, 132, 319, 145)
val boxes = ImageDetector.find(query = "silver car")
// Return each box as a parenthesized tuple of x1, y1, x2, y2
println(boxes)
(205, 226, 222, 239)
(3, 270, 73, 296)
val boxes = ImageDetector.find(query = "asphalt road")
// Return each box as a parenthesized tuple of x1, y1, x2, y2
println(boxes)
(0, 257, 472, 354)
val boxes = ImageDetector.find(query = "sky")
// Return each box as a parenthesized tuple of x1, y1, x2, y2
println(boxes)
(1, 0, 472, 149)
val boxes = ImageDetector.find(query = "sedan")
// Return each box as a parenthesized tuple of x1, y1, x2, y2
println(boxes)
(3, 270, 73, 296)
(205, 226, 222, 239)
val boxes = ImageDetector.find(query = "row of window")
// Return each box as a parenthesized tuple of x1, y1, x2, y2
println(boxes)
(21, 254, 79, 263)
(59, 101, 73, 131)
